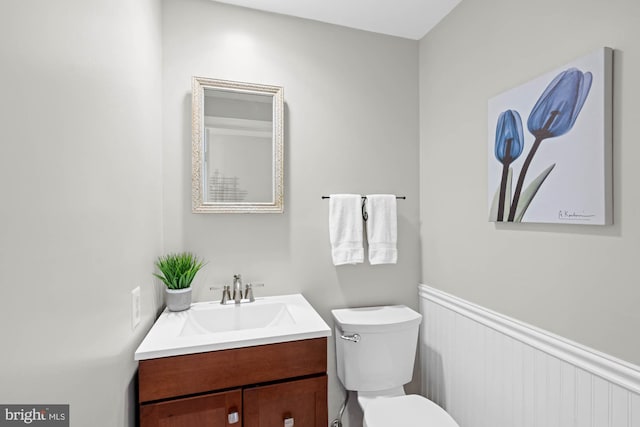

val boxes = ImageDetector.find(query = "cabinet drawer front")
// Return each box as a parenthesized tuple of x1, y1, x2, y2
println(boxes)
(243, 375, 328, 427)
(140, 388, 242, 427)
(139, 338, 327, 403)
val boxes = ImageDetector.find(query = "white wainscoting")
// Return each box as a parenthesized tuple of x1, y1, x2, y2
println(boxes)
(419, 284, 640, 427)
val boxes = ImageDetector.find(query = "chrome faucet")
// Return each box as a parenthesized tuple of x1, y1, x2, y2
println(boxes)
(232, 274, 243, 304)
(211, 274, 264, 305)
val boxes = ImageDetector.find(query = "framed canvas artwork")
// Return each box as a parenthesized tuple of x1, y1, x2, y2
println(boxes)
(488, 47, 613, 225)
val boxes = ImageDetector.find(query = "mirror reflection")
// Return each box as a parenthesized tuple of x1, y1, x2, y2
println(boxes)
(192, 78, 283, 213)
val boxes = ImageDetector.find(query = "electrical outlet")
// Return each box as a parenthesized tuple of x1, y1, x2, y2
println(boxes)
(131, 287, 141, 329)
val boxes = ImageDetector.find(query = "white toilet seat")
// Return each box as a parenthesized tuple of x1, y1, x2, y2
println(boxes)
(363, 395, 459, 427)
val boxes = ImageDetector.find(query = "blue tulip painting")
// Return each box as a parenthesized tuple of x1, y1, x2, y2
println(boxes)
(488, 48, 613, 225)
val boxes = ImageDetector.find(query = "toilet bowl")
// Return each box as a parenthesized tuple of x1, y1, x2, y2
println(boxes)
(363, 395, 458, 427)
(332, 305, 459, 427)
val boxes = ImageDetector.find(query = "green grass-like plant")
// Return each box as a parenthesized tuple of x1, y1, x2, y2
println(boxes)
(154, 252, 205, 290)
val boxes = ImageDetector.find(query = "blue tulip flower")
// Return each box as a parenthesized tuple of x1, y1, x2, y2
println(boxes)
(507, 67, 593, 221)
(494, 109, 524, 221)
(495, 110, 524, 164)
(527, 67, 593, 139)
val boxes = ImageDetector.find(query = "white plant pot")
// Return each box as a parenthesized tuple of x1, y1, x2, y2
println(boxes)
(165, 287, 192, 312)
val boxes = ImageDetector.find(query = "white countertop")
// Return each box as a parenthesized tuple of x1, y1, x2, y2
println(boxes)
(134, 293, 331, 360)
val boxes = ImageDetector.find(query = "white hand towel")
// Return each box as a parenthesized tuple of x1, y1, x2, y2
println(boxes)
(365, 194, 397, 265)
(329, 194, 364, 266)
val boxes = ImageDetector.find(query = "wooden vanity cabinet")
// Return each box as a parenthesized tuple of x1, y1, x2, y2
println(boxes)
(244, 375, 327, 427)
(140, 389, 242, 427)
(138, 337, 327, 427)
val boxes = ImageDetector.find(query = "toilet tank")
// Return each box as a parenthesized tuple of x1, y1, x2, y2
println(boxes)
(332, 305, 422, 392)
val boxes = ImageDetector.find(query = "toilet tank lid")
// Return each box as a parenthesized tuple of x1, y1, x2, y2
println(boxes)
(331, 305, 422, 331)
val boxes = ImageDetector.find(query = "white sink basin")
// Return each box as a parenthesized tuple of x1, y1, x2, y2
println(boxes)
(180, 301, 295, 336)
(135, 293, 331, 360)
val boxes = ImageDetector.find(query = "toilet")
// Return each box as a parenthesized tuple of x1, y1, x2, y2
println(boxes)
(332, 305, 459, 427)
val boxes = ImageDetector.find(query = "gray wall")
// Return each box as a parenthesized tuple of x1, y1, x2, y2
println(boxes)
(0, 1, 163, 426)
(8, 0, 639, 425)
(419, 0, 640, 365)
(162, 0, 420, 424)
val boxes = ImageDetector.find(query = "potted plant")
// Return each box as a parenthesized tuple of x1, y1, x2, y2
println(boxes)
(154, 252, 205, 312)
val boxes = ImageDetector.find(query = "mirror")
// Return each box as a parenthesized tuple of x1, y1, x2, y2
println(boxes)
(192, 77, 284, 213)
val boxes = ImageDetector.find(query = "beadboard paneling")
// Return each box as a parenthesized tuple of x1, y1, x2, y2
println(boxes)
(419, 285, 640, 427)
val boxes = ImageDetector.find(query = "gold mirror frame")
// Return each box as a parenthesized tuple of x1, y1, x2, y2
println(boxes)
(192, 77, 284, 213)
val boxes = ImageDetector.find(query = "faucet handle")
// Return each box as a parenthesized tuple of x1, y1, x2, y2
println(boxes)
(244, 283, 264, 302)
(210, 285, 231, 304)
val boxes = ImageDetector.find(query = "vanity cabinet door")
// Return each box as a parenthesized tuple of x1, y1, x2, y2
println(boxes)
(140, 388, 242, 427)
(243, 375, 327, 427)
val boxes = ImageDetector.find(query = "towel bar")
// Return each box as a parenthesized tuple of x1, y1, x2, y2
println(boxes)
(321, 196, 406, 199)
(322, 195, 405, 221)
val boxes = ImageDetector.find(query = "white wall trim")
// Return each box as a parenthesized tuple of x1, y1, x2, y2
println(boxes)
(419, 284, 640, 394)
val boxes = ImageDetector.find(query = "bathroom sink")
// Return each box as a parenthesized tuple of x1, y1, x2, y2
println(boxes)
(134, 293, 331, 360)
(180, 301, 295, 336)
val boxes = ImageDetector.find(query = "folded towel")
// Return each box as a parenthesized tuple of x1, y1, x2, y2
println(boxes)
(329, 194, 364, 265)
(365, 194, 397, 265)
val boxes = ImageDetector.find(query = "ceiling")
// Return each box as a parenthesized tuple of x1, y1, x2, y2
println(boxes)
(212, 0, 462, 40)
